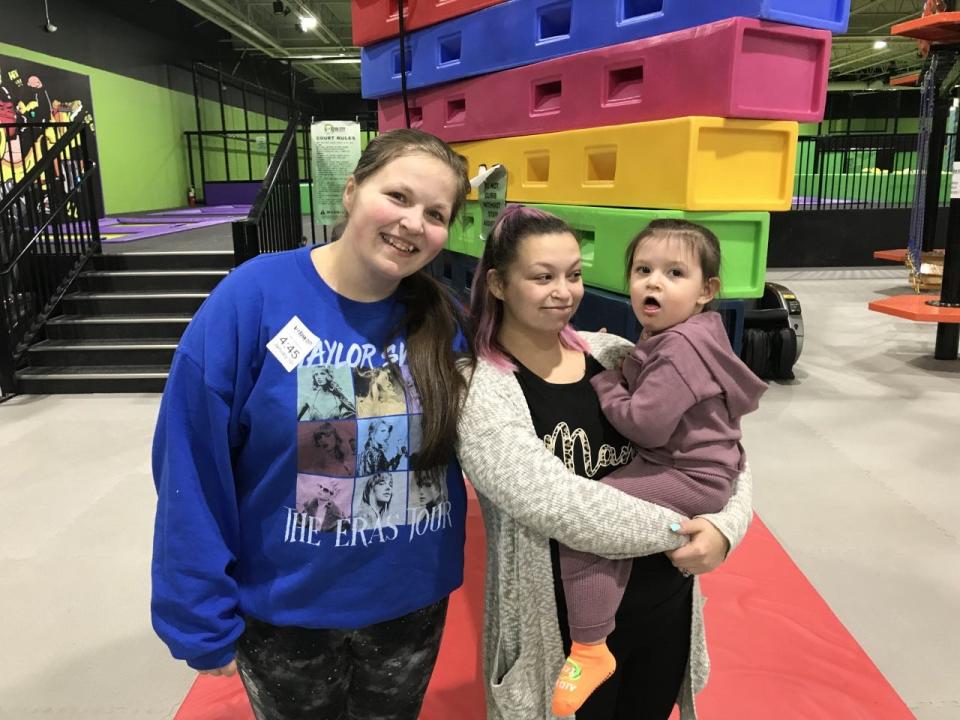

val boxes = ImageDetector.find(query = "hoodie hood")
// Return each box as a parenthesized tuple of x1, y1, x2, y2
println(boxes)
(651, 311, 767, 418)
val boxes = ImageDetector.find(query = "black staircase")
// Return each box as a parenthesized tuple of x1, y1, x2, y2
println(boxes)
(0, 115, 233, 395)
(3, 112, 309, 396)
(17, 250, 232, 393)
(1, 116, 100, 398)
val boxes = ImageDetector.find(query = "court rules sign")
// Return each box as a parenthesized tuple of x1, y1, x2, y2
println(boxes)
(311, 121, 361, 222)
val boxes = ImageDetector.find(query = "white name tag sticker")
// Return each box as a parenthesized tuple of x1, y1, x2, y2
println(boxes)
(267, 316, 320, 372)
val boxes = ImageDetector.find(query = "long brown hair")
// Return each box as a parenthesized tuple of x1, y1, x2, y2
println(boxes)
(346, 129, 473, 474)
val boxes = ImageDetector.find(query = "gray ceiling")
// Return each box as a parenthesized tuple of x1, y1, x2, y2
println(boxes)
(175, 0, 933, 95)
(175, 0, 360, 93)
(832, 0, 928, 87)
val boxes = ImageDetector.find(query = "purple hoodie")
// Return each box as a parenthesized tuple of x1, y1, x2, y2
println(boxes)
(590, 311, 767, 481)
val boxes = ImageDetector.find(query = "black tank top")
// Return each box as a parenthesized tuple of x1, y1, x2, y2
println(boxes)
(515, 354, 633, 482)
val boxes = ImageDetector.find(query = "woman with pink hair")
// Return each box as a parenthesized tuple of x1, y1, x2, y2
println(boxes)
(457, 205, 755, 720)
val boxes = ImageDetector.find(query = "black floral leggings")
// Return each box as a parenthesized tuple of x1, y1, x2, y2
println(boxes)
(236, 598, 448, 720)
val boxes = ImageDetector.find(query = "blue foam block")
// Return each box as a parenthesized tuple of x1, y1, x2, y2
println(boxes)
(430, 250, 479, 305)
(360, 0, 850, 98)
(717, 299, 745, 355)
(572, 286, 643, 342)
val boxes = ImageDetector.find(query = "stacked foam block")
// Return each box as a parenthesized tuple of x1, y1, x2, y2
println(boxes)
(352, 0, 849, 342)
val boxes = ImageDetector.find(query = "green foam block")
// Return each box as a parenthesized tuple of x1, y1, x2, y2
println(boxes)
(448, 202, 769, 299)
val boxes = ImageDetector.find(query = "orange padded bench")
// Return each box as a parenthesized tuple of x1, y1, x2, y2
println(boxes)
(873, 249, 908, 263)
(869, 294, 960, 322)
(892, 12, 960, 42)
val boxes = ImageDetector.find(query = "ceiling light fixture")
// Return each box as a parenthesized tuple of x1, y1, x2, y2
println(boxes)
(299, 15, 318, 32)
(42, 0, 57, 32)
(289, 53, 361, 61)
(873, 39, 888, 50)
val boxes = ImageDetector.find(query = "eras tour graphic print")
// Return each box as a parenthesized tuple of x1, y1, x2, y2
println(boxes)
(287, 341, 451, 547)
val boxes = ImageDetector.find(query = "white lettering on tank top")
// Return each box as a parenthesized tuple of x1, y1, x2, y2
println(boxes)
(542, 422, 633, 478)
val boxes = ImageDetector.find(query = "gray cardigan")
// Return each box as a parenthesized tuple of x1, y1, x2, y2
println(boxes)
(457, 331, 754, 720)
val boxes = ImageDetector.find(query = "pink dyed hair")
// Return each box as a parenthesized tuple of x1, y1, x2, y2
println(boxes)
(469, 204, 589, 373)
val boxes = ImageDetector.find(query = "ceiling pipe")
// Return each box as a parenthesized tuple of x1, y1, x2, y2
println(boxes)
(850, 0, 893, 15)
(830, 44, 892, 71)
(865, 10, 921, 34)
(827, 79, 914, 90)
(832, 35, 915, 41)
(291, 58, 360, 64)
(238, 45, 358, 53)
(831, 48, 919, 75)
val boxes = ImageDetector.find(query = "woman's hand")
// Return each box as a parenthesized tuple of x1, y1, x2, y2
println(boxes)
(665, 518, 731, 576)
(200, 659, 237, 677)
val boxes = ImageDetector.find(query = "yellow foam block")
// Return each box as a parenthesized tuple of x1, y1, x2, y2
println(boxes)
(454, 117, 797, 211)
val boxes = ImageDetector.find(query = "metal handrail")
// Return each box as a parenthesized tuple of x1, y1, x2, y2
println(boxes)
(243, 116, 300, 226)
(0, 117, 84, 215)
(0, 165, 99, 276)
(231, 115, 304, 265)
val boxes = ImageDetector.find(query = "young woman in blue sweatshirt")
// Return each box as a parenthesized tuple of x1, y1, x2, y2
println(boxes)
(151, 129, 473, 719)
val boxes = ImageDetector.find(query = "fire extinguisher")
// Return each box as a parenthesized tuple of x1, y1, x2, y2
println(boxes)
(187, 186, 196, 207)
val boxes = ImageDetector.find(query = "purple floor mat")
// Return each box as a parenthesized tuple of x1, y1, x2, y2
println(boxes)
(147, 205, 251, 216)
(99, 204, 249, 244)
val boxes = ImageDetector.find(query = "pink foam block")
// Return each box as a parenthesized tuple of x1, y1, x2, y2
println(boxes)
(378, 17, 830, 142)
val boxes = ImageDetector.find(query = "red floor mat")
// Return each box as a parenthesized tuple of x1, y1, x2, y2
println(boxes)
(673, 517, 914, 720)
(174, 506, 913, 720)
